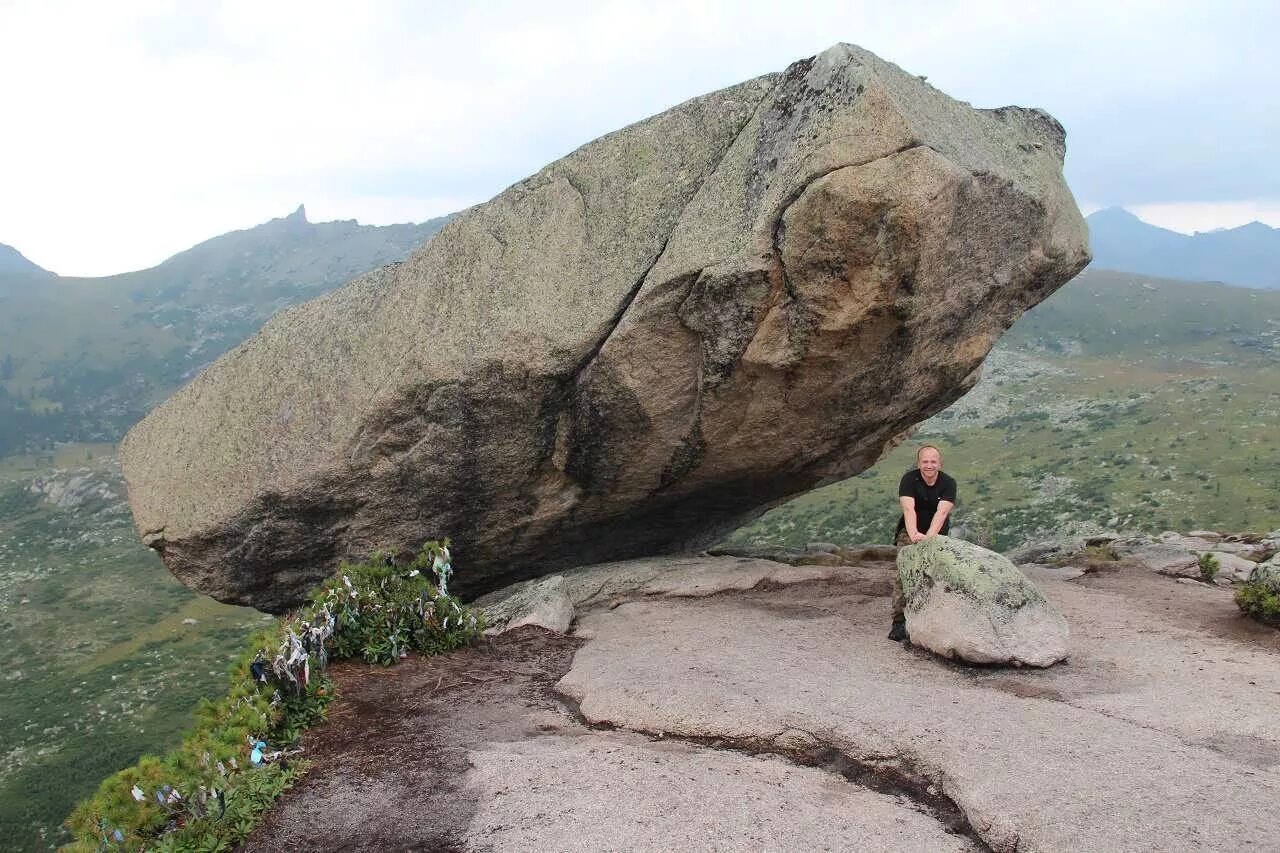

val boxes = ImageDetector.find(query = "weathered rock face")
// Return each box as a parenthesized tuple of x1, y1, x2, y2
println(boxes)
(120, 44, 1089, 611)
(1114, 542, 1202, 575)
(899, 536, 1069, 666)
(1255, 557, 1280, 592)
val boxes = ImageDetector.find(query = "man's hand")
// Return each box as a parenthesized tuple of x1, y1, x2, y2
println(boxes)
(909, 530, 928, 543)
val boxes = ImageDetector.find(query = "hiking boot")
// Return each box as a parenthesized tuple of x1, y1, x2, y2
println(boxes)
(887, 616, 910, 643)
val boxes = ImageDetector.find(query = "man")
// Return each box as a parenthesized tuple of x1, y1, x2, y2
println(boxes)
(889, 444, 956, 642)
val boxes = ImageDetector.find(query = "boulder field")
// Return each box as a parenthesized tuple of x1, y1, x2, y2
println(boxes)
(120, 43, 1088, 611)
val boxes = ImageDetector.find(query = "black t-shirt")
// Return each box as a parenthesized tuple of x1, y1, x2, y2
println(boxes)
(896, 469, 957, 537)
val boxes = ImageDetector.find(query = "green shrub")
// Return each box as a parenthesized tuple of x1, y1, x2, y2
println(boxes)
(1198, 552, 1220, 582)
(64, 629, 322, 851)
(319, 545, 479, 665)
(1236, 579, 1280, 625)
(65, 541, 481, 851)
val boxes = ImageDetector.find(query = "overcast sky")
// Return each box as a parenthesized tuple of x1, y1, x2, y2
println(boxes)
(1, 0, 1276, 277)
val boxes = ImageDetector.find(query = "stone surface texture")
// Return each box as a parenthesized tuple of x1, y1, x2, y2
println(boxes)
(462, 733, 979, 852)
(1005, 535, 1088, 564)
(1191, 550, 1258, 583)
(555, 558, 1280, 852)
(1256, 556, 1280, 592)
(475, 554, 854, 626)
(483, 574, 575, 635)
(120, 43, 1088, 611)
(253, 553, 1280, 851)
(898, 535, 1069, 666)
(1114, 542, 1201, 575)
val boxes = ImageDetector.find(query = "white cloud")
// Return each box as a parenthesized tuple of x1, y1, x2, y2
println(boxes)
(1, 0, 1276, 275)
(1128, 201, 1280, 235)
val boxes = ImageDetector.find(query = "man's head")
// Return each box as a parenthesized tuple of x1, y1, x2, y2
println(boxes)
(916, 445, 942, 480)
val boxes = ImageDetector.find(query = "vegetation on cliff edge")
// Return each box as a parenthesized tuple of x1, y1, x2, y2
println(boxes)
(64, 543, 482, 852)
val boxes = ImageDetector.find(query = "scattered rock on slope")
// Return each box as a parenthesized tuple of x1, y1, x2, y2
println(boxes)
(121, 43, 1089, 611)
(1112, 541, 1201, 575)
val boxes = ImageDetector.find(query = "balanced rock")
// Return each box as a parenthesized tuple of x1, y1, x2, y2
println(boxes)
(898, 535, 1069, 666)
(120, 44, 1089, 611)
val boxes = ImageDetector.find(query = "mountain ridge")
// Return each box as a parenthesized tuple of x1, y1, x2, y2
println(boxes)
(0, 207, 453, 456)
(1087, 206, 1280, 288)
(0, 242, 54, 278)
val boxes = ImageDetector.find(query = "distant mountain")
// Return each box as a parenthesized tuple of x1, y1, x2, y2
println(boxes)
(0, 242, 54, 277)
(139, 204, 438, 299)
(0, 207, 453, 455)
(1086, 207, 1280, 288)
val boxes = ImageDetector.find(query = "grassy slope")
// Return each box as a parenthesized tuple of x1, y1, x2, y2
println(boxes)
(0, 451, 271, 850)
(730, 269, 1280, 551)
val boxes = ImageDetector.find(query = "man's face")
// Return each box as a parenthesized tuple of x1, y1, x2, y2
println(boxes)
(918, 448, 941, 479)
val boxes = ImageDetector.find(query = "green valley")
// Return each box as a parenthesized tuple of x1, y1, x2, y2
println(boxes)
(0, 450, 273, 848)
(730, 269, 1280, 550)
(0, 208, 449, 849)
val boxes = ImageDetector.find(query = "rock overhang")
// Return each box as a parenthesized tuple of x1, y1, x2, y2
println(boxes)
(120, 43, 1090, 612)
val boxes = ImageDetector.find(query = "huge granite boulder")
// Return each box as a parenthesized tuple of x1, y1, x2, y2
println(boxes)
(898, 535, 1069, 666)
(120, 44, 1089, 611)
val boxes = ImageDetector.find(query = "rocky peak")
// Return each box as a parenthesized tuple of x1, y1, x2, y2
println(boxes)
(0, 242, 54, 277)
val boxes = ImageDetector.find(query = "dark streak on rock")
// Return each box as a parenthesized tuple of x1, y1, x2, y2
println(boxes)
(551, 687, 991, 850)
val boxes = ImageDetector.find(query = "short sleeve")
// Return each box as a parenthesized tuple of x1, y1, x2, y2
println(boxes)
(898, 471, 915, 497)
(940, 474, 957, 503)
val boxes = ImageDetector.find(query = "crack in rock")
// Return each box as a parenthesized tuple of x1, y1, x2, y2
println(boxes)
(550, 686, 991, 851)
(567, 79, 777, 387)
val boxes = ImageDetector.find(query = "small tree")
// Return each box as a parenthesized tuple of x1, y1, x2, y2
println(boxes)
(1198, 552, 1220, 582)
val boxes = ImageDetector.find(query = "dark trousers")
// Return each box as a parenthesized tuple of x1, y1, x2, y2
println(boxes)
(891, 529, 911, 619)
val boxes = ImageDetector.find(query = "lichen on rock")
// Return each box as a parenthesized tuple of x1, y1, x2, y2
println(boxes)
(898, 535, 1069, 666)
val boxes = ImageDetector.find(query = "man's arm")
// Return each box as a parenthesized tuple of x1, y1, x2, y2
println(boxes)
(924, 500, 955, 538)
(899, 496, 924, 542)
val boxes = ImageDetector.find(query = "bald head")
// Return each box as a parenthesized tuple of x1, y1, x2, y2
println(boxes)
(916, 445, 941, 483)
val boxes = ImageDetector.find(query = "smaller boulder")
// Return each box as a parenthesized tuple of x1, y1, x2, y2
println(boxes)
(1253, 557, 1280, 592)
(1204, 539, 1269, 559)
(898, 536, 1069, 667)
(480, 575, 575, 635)
(1158, 532, 1220, 551)
(1113, 542, 1199, 574)
(1257, 530, 1280, 561)
(1004, 536, 1086, 565)
(1192, 551, 1259, 583)
(806, 542, 840, 553)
